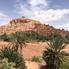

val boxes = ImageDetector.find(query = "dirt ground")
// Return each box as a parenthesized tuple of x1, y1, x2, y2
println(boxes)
(25, 61, 46, 69)
(22, 42, 48, 59)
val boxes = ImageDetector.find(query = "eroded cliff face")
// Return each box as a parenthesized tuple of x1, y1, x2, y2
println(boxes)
(0, 18, 40, 34)
(0, 17, 69, 36)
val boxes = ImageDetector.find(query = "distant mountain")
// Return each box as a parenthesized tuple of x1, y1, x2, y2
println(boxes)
(0, 17, 69, 36)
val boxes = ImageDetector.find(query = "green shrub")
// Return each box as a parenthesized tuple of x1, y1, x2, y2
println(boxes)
(0, 58, 16, 69)
(7, 32, 26, 52)
(59, 56, 69, 69)
(0, 33, 9, 41)
(7, 31, 47, 42)
(43, 36, 67, 69)
(31, 56, 42, 62)
(0, 48, 26, 69)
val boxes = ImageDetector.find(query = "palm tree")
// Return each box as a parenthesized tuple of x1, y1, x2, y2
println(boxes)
(43, 35, 69, 69)
(8, 31, 26, 53)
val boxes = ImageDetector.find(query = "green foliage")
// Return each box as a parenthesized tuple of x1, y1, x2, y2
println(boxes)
(47, 34, 63, 41)
(6, 32, 26, 52)
(0, 58, 16, 69)
(64, 34, 69, 43)
(65, 34, 69, 40)
(1, 31, 68, 43)
(0, 48, 26, 69)
(14, 31, 47, 42)
(1, 31, 69, 43)
(31, 56, 42, 62)
(0, 33, 9, 41)
(59, 56, 69, 69)
(0, 31, 47, 42)
(43, 36, 67, 69)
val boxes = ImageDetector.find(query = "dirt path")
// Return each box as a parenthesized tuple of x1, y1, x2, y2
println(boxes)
(25, 61, 46, 69)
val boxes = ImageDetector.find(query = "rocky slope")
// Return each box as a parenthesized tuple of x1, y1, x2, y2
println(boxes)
(0, 17, 69, 36)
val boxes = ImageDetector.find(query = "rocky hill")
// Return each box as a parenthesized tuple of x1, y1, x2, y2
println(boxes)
(0, 17, 69, 36)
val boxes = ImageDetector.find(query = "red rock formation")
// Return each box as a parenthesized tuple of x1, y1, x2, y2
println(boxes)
(0, 17, 69, 36)
(10, 18, 31, 25)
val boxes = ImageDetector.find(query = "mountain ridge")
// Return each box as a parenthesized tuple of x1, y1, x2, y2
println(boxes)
(0, 17, 69, 36)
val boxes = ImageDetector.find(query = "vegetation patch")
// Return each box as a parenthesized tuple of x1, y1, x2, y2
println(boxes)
(59, 56, 69, 69)
(43, 36, 69, 69)
(0, 58, 16, 69)
(31, 56, 42, 63)
(0, 48, 26, 69)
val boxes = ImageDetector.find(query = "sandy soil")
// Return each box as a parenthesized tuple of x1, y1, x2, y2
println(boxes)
(25, 61, 40, 69)
(25, 61, 46, 69)
(22, 42, 48, 59)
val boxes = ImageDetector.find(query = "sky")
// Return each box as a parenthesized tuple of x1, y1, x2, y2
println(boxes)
(0, 0, 69, 31)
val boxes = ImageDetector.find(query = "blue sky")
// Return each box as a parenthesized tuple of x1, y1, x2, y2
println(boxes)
(0, 0, 69, 31)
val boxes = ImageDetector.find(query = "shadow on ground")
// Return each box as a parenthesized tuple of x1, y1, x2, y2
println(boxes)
(39, 65, 46, 69)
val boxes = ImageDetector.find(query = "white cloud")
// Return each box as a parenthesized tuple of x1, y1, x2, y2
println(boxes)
(0, 11, 11, 25)
(57, 23, 69, 31)
(0, 18, 11, 25)
(15, 0, 69, 22)
(32, 9, 69, 21)
(15, 0, 69, 30)
(29, 0, 48, 7)
(16, 3, 69, 22)
(0, 12, 7, 18)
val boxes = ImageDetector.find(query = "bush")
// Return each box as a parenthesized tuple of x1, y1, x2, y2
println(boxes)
(0, 58, 16, 69)
(0, 33, 9, 41)
(59, 56, 69, 69)
(47, 34, 63, 41)
(31, 56, 42, 62)
(7, 31, 47, 42)
(42, 36, 67, 69)
(0, 48, 26, 69)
